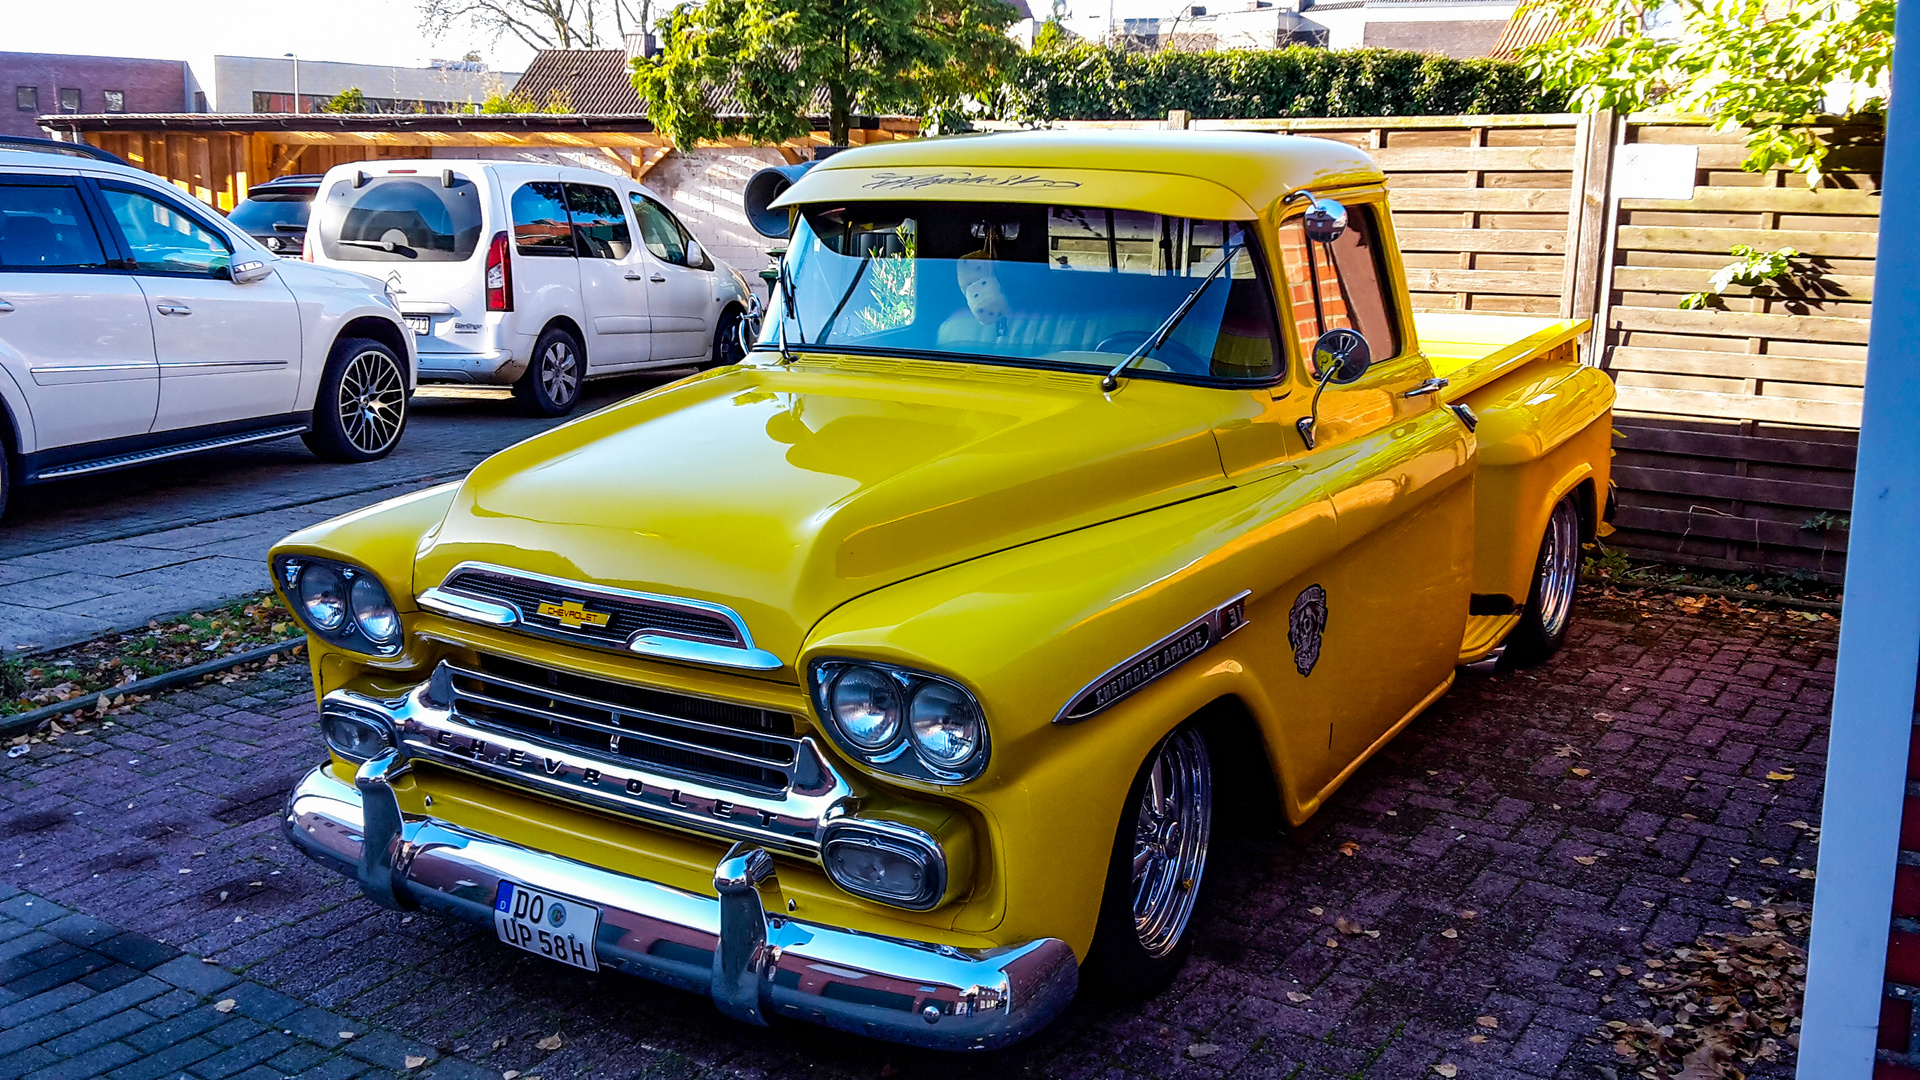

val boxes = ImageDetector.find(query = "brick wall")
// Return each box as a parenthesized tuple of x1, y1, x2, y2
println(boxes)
(1877, 726, 1920, 1074)
(0, 52, 186, 139)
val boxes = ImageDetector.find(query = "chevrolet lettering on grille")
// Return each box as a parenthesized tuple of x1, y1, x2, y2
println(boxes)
(536, 598, 612, 629)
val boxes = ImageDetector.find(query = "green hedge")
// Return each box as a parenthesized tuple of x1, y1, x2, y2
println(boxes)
(998, 43, 1567, 123)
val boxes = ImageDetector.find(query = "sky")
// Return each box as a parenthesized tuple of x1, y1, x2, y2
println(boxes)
(7, 0, 542, 74)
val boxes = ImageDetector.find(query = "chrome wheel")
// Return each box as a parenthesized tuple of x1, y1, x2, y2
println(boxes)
(1537, 498, 1580, 639)
(1130, 727, 1212, 959)
(538, 339, 580, 406)
(337, 349, 405, 456)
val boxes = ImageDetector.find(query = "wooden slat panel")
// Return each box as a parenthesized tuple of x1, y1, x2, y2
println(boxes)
(1403, 268, 1565, 294)
(1620, 186, 1881, 215)
(1616, 224, 1878, 258)
(1613, 506, 1850, 551)
(1610, 265, 1874, 300)
(1612, 463, 1853, 510)
(1396, 228, 1565, 254)
(1612, 422, 1857, 469)
(1369, 145, 1576, 170)
(1615, 385, 1863, 427)
(1610, 346, 1867, 387)
(1387, 189, 1571, 213)
(1609, 304, 1871, 344)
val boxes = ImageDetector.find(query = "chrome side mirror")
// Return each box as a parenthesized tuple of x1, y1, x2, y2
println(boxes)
(229, 259, 273, 285)
(1302, 198, 1348, 245)
(1297, 328, 1372, 450)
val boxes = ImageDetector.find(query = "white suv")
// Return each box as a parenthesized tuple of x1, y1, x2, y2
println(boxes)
(0, 149, 416, 515)
(306, 159, 755, 416)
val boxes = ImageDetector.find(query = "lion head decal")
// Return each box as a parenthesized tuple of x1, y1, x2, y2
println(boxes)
(1288, 584, 1328, 677)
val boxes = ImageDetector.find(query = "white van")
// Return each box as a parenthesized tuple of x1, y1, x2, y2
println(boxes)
(307, 160, 755, 416)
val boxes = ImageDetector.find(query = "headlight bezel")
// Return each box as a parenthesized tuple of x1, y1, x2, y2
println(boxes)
(808, 659, 989, 784)
(275, 554, 405, 657)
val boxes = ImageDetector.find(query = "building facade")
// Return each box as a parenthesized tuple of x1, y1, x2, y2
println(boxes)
(0, 51, 186, 138)
(198, 55, 520, 115)
(1025, 0, 1519, 58)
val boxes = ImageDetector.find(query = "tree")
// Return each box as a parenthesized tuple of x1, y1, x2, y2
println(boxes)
(1516, 0, 1891, 183)
(633, 0, 1020, 148)
(419, 0, 653, 51)
(321, 87, 369, 113)
(479, 88, 575, 112)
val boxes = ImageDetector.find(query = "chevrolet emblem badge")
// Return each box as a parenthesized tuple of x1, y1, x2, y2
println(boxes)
(537, 598, 612, 629)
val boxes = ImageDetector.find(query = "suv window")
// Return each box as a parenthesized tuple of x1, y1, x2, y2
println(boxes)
(563, 183, 630, 259)
(317, 174, 481, 262)
(1277, 204, 1402, 370)
(628, 192, 690, 265)
(0, 183, 107, 269)
(98, 185, 231, 277)
(512, 181, 574, 257)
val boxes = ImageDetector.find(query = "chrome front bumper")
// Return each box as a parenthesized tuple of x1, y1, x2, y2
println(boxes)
(283, 757, 1078, 1050)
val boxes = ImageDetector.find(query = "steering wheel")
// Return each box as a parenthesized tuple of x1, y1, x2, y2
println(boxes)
(1092, 331, 1211, 374)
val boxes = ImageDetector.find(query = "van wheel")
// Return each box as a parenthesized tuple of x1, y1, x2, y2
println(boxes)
(514, 327, 583, 417)
(1085, 724, 1213, 998)
(1503, 494, 1581, 667)
(302, 337, 408, 463)
(709, 306, 747, 368)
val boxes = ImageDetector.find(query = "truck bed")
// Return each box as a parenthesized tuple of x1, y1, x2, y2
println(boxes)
(1413, 313, 1591, 399)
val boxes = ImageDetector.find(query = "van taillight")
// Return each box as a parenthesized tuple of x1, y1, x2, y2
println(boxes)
(485, 231, 512, 311)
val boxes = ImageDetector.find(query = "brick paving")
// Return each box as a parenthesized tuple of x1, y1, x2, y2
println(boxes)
(0, 377, 684, 654)
(0, 588, 1832, 1079)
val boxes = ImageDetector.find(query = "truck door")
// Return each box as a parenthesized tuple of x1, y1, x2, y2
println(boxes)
(1275, 199, 1475, 780)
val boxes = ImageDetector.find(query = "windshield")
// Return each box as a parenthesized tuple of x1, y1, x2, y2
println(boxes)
(758, 201, 1281, 383)
(314, 174, 482, 262)
(229, 194, 312, 233)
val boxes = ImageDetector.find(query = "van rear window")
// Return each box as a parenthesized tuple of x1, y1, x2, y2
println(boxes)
(316, 175, 481, 262)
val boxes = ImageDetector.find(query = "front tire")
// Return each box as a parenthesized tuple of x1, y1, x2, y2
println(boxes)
(1085, 724, 1214, 998)
(302, 337, 408, 463)
(513, 327, 584, 417)
(1504, 493, 1581, 667)
(709, 305, 747, 368)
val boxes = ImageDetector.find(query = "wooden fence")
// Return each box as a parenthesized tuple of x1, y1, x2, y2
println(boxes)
(73, 112, 1880, 581)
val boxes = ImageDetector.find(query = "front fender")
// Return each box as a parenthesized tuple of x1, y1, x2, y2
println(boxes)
(801, 468, 1342, 955)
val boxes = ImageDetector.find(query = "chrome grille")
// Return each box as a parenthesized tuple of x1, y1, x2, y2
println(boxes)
(440, 566, 740, 647)
(447, 654, 799, 794)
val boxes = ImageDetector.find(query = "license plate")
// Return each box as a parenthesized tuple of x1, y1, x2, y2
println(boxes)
(493, 881, 600, 971)
(405, 315, 430, 336)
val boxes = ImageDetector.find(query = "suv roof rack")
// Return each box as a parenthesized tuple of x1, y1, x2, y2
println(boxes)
(0, 135, 128, 166)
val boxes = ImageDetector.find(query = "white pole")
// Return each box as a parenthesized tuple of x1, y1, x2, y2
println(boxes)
(1796, 0, 1920, 1071)
(285, 52, 299, 114)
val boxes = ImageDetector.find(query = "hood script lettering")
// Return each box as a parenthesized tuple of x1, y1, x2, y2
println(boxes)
(861, 171, 1082, 192)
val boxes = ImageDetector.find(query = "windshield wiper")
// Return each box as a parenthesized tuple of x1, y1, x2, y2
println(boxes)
(338, 238, 417, 257)
(1100, 238, 1245, 392)
(775, 255, 799, 364)
(814, 254, 873, 345)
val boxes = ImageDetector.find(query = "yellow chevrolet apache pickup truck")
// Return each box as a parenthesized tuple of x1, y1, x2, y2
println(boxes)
(272, 131, 1614, 1050)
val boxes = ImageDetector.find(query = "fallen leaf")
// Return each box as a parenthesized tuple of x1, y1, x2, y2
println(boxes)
(1186, 1043, 1220, 1059)
(1476, 1015, 1498, 1029)
(1760, 857, 1780, 866)
(1433, 1066, 1458, 1078)
(1335, 916, 1364, 936)
(1338, 841, 1361, 856)
(1553, 744, 1580, 758)
(1787, 820, 1811, 830)
(1286, 990, 1312, 1003)
(1574, 855, 1598, 866)
(1441, 928, 1459, 939)
(1324, 937, 1339, 948)
(1307, 906, 1324, 916)
(1767, 771, 1796, 781)
(405, 1056, 428, 1070)
(1459, 910, 1477, 919)
(1588, 969, 1604, 977)
(536, 1033, 563, 1052)
(1570, 767, 1592, 777)
(492, 1037, 509, 1051)
(503, 1072, 519, 1080)
(213, 999, 237, 1013)
(339, 1032, 356, 1041)
(1468, 1033, 1488, 1044)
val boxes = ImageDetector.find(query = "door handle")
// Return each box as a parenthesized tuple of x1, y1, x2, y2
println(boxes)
(156, 303, 192, 317)
(650, 274, 667, 283)
(624, 272, 645, 281)
(1404, 377, 1449, 398)
(0, 300, 13, 314)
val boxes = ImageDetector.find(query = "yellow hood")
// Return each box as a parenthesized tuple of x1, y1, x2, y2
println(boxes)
(413, 358, 1235, 670)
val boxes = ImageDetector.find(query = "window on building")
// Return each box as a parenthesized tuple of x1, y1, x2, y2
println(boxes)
(58, 88, 80, 113)
(102, 91, 125, 113)
(15, 86, 37, 113)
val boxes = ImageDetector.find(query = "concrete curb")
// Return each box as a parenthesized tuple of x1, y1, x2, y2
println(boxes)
(0, 637, 304, 738)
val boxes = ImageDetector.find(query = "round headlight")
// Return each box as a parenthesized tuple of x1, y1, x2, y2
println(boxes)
(908, 681, 981, 768)
(350, 575, 399, 644)
(297, 563, 348, 631)
(830, 666, 901, 750)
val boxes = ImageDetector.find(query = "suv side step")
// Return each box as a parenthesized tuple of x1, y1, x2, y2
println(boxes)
(32, 424, 308, 481)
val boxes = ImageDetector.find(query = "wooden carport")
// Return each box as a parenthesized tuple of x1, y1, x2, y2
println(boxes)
(35, 113, 917, 213)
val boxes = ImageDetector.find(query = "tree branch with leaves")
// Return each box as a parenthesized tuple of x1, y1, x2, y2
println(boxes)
(419, 0, 653, 51)
(633, 0, 1019, 148)
(1516, 0, 1891, 184)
